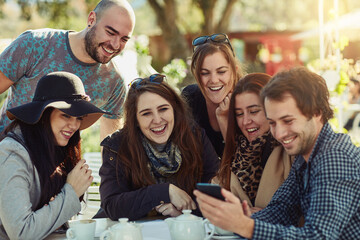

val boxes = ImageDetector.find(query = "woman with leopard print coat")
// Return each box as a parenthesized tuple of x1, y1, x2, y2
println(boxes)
(214, 73, 293, 211)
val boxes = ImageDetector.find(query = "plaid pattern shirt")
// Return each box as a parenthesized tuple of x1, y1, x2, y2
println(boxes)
(248, 123, 360, 239)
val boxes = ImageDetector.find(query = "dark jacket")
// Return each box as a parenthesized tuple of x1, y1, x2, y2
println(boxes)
(181, 84, 224, 158)
(99, 128, 219, 221)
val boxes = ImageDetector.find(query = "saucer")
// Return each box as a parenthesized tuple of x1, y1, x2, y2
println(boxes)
(210, 234, 240, 239)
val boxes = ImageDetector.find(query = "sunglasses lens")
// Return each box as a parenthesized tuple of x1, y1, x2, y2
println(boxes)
(192, 34, 231, 49)
(150, 74, 165, 84)
(129, 78, 142, 89)
(130, 74, 165, 89)
(192, 36, 208, 46)
(211, 34, 227, 42)
(210, 33, 235, 56)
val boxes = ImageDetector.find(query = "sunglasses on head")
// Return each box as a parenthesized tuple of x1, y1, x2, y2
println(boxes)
(192, 33, 235, 56)
(128, 74, 166, 89)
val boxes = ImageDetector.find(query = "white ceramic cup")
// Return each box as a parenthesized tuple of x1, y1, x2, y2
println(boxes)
(203, 218, 215, 240)
(95, 218, 108, 236)
(66, 219, 96, 240)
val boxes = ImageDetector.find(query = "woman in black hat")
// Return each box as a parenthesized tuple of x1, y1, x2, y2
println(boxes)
(0, 71, 107, 239)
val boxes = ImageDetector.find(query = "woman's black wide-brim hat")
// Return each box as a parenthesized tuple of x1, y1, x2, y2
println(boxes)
(7, 71, 109, 130)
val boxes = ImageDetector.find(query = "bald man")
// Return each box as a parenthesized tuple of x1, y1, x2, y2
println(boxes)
(0, 0, 135, 140)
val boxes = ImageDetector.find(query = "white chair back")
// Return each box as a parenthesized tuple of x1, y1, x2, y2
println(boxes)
(84, 152, 102, 184)
(79, 152, 102, 218)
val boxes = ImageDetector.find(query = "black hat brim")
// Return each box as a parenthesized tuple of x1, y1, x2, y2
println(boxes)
(7, 99, 109, 130)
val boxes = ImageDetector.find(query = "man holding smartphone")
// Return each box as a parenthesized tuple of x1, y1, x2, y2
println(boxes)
(195, 67, 360, 239)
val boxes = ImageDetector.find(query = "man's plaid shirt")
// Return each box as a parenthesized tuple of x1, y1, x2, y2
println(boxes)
(250, 123, 360, 239)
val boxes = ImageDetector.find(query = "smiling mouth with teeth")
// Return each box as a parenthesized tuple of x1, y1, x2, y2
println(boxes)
(151, 125, 166, 133)
(282, 137, 295, 144)
(102, 46, 115, 54)
(62, 131, 71, 137)
(247, 128, 258, 133)
(209, 86, 223, 91)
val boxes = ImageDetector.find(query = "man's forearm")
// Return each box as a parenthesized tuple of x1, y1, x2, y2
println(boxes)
(0, 70, 14, 94)
(233, 216, 255, 239)
(100, 116, 122, 141)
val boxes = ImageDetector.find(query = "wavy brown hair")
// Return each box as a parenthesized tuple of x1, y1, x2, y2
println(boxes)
(117, 80, 203, 195)
(1, 108, 81, 210)
(191, 41, 244, 98)
(260, 67, 334, 124)
(217, 73, 272, 189)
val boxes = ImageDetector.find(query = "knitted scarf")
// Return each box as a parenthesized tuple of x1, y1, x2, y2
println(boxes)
(141, 135, 182, 184)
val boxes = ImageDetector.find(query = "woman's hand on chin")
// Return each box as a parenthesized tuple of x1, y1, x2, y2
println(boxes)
(216, 92, 232, 138)
(216, 92, 232, 118)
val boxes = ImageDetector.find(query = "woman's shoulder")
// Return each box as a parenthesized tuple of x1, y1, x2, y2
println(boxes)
(0, 136, 32, 169)
(182, 84, 202, 98)
(197, 126, 207, 139)
(269, 146, 293, 162)
(100, 129, 124, 151)
(264, 145, 293, 178)
(182, 84, 206, 113)
(182, 84, 200, 93)
(0, 128, 28, 153)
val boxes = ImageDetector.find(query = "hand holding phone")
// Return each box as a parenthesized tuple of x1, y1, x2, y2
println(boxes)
(196, 183, 225, 201)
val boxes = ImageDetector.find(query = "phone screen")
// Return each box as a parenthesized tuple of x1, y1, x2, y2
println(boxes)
(196, 183, 225, 200)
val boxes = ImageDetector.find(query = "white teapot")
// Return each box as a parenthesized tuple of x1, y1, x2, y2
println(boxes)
(165, 210, 214, 240)
(100, 218, 143, 240)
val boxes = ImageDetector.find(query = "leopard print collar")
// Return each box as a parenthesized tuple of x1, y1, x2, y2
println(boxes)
(231, 131, 279, 205)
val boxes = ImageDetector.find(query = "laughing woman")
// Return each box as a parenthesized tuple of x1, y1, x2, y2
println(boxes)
(182, 33, 244, 158)
(215, 73, 293, 210)
(99, 74, 219, 221)
(0, 72, 107, 240)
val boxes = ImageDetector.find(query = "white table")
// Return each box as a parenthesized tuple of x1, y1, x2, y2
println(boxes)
(45, 219, 171, 240)
(45, 218, 241, 240)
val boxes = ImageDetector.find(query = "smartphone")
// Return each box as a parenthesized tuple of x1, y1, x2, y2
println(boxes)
(196, 183, 225, 200)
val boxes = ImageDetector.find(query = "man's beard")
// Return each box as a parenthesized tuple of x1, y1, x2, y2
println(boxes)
(84, 26, 110, 64)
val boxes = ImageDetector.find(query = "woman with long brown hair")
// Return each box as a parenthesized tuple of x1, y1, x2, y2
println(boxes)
(182, 33, 244, 159)
(0, 72, 107, 239)
(99, 74, 219, 220)
(216, 73, 293, 210)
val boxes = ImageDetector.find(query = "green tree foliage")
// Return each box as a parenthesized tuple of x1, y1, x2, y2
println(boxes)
(2, 0, 360, 61)
(2, 0, 360, 148)
(80, 121, 101, 153)
(0, 90, 7, 107)
(0, 0, 87, 30)
(145, 0, 236, 61)
(0, 0, 5, 18)
(146, 0, 191, 61)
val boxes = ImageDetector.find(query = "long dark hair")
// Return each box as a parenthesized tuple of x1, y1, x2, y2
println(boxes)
(117, 81, 203, 195)
(1, 108, 81, 210)
(218, 73, 272, 189)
